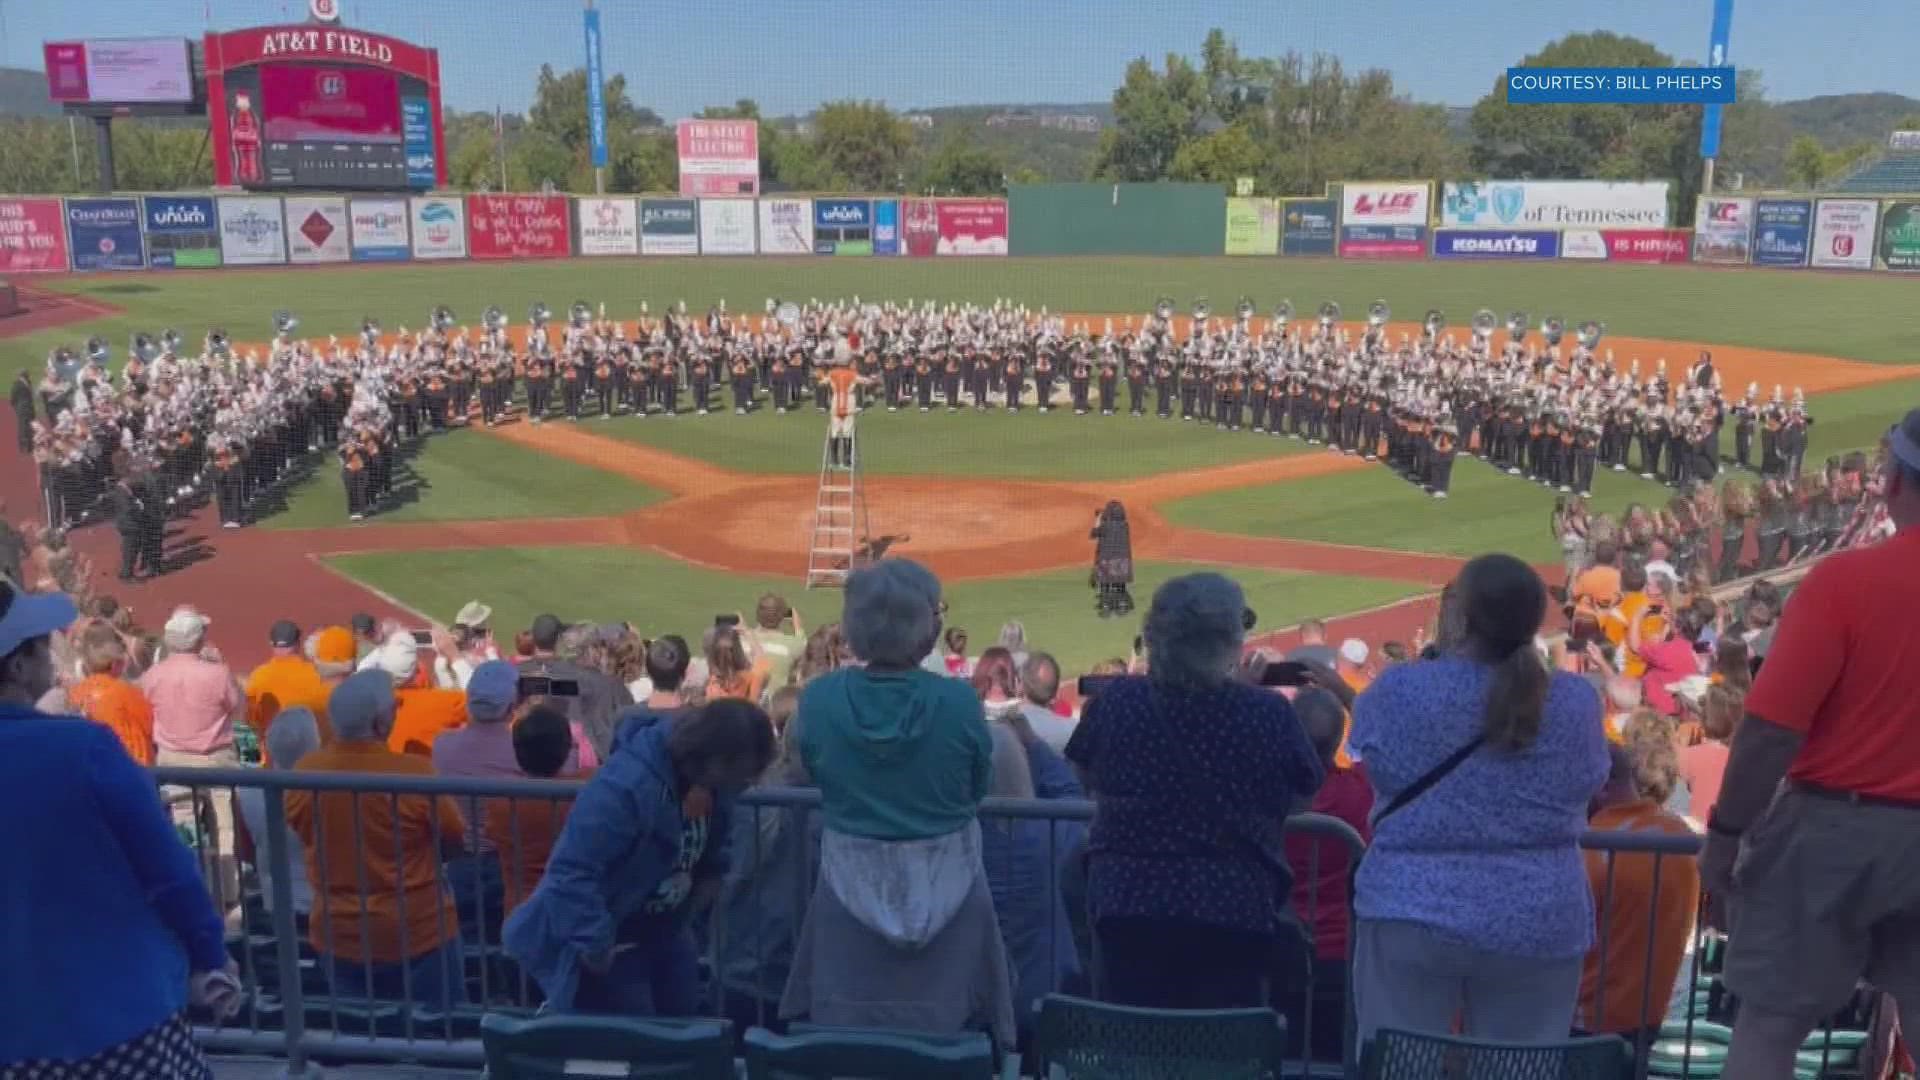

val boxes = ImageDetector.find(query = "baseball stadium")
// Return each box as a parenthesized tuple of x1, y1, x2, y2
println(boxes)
(2, 0, 1919, 1077)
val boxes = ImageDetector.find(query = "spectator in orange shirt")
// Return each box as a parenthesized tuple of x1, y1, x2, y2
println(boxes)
(366, 631, 469, 757)
(1577, 742, 1700, 1059)
(245, 620, 332, 758)
(67, 620, 154, 766)
(483, 706, 581, 916)
(1337, 639, 1372, 692)
(286, 671, 468, 1009)
(704, 626, 767, 704)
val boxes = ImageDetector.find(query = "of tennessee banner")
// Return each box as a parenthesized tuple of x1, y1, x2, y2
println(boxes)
(466, 193, 570, 260)
(1223, 198, 1279, 255)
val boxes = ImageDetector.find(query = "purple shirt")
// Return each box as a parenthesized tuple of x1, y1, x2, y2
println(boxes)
(431, 721, 522, 780)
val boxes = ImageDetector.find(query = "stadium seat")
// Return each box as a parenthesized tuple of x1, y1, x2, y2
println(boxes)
(1359, 1029, 1632, 1079)
(1030, 993, 1288, 1079)
(743, 1025, 1003, 1079)
(478, 1013, 735, 1079)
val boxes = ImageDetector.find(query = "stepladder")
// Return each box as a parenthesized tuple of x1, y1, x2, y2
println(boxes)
(805, 422, 870, 588)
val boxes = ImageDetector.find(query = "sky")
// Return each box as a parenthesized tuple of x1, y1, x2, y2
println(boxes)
(2, 0, 1915, 118)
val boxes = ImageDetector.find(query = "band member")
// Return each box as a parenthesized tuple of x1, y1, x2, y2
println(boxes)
(1069, 352, 1092, 415)
(1002, 350, 1023, 412)
(656, 352, 681, 417)
(593, 346, 617, 418)
(1097, 355, 1119, 417)
(1127, 353, 1149, 417)
(1427, 417, 1458, 500)
(1155, 355, 1176, 419)
(213, 439, 245, 529)
(560, 349, 586, 421)
(941, 349, 962, 413)
(341, 435, 370, 522)
(771, 349, 791, 413)
(524, 350, 551, 423)
(914, 351, 935, 412)
(969, 349, 992, 411)
(730, 353, 754, 415)
(1089, 500, 1135, 618)
(690, 351, 713, 415)
(10, 371, 34, 455)
(424, 368, 449, 431)
(478, 353, 503, 425)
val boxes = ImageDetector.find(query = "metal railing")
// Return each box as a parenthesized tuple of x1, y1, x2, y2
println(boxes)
(149, 766, 1876, 1078)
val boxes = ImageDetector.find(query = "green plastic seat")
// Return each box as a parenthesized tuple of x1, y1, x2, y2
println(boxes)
(1031, 993, 1287, 1079)
(1659, 1020, 1732, 1044)
(479, 1013, 734, 1079)
(1361, 1029, 1633, 1080)
(743, 1026, 998, 1079)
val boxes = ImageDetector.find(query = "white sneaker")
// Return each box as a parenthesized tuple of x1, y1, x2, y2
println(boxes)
(1507, 467, 1521, 476)
(223, 520, 240, 529)
(1433, 490, 1448, 500)
(350, 513, 364, 522)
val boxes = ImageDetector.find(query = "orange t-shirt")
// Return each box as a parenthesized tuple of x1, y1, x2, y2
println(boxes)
(246, 655, 334, 760)
(1573, 565, 1623, 619)
(1749, 528, 1920, 801)
(706, 662, 769, 704)
(483, 790, 580, 915)
(826, 367, 858, 419)
(388, 688, 470, 758)
(286, 742, 466, 963)
(1578, 800, 1700, 1033)
(68, 673, 155, 766)
(1607, 593, 1667, 679)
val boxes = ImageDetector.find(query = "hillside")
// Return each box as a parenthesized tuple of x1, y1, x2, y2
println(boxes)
(902, 103, 1110, 183)
(1773, 93, 1920, 149)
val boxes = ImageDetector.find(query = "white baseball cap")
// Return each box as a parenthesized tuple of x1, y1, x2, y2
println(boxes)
(163, 607, 211, 640)
(1339, 638, 1370, 666)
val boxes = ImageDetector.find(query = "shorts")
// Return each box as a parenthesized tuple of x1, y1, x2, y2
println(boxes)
(1722, 790, 1920, 1019)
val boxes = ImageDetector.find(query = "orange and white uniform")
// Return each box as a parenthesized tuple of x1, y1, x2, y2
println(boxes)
(826, 366, 860, 436)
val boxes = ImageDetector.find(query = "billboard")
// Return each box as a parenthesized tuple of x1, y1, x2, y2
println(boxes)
(1431, 228, 1561, 260)
(66, 197, 145, 271)
(217, 196, 286, 265)
(142, 195, 221, 268)
(1280, 197, 1336, 256)
(698, 199, 756, 255)
(1339, 224, 1426, 259)
(1750, 199, 1811, 267)
(902, 198, 938, 257)
(1223, 197, 1280, 255)
(640, 198, 699, 255)
(1561, 228, 1692, 264)
(1808, 199, 1878, 270)
(677, 119, 759, 197)
(1339, 181, 1431, 228)
(466, 193, 570, 259)
(402, 97, 436, 188)
(871, 199, 899, 255)
(577, 196, 639, 256)
(408, 195, 466, 259)
(934, 199, 1008, 256)
(0, 198, 71, 273)
(349, 196, 410, 261)
(814, 198, 871, 256)
(1693, 196, 1754, 265)
(757, 197, 813, 254)
(285, 195, 350, 263)
(43, 38, 194, 104)
(1879, 201, 1920, 271)
(1440, 180, 1670, 229)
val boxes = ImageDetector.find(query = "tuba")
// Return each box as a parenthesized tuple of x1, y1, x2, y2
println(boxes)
(85, 335, 110, 365)
(775, 301, 802, 328)
(1506, 311, 1528, 344)
(273, 310, 299, 337)
(131, 332, 158, 363)
(483, 305, 507, 334)
(529, 301, 552, 328)
(1191, 298, 1211, 322)
(1542, 315, 1566, 348)
(1272, 299, 1294, 330)
(1236, 296, 1256, 321)
(1423, 309, 1446, 339)
(206, 329, 231, 357)
(160, 329, 183, 355)
(1576, 320, 1605, 350)
(569, 300, 593, 329)
(1367, 300, 1390, 329)
(1471, 309, 1498, 343)
(431, 305, 456, 333)
(1317, 301, 1341, 329)
(1154, 297, 1175, 322)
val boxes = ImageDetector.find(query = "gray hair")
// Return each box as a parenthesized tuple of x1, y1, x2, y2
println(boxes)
(986, 719, 1034, 801)
(842, 558, 942, 667)
(1144, 572, 1246, 690)
(161, 622, 206, 655)
(265, 707, 321, 771)
(997, 620, 1027, 652)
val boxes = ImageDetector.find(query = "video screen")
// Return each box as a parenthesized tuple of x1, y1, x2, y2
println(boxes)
(259, 64, 402, 144)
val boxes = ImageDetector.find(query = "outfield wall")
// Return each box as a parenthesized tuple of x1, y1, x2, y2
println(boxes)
(2, 182, 1912, 273)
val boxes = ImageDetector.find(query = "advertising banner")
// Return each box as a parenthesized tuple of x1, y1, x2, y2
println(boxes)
(1431, 228, 1560, 259)
(402, 97, 436, 189)
(577, 196, 639, 256)
(42, 38, 193, 104)
(142, 195, 221, 268)
(349, 197, 410, 262)
(640, 197, 698, 255)
(1339, 224, 1426, 259)
(757, 197, 813, 254)
(902, 198, 938, 257)
(285, 195, 350, 263)
(217, 197, 285, 265)
(1440, 180, 1670, 228)
(871, 199, 899, 255)
(1693, 196, 1754, 265)
(814, 198, 871, 256)
(1280, 197, 1336, 256)
(1808, 199, 1877, 270)
(1559, 228, 1691, 263)
(698, 199, 756, 255)
(677, 119, 759, 197)
(1339, 181, 1431, 228)
(0, 197, 70, 273)
(1879, 201, 1920, 271)
(1223, 197, 1280, 255)
(1750, 199, 1811, 267)
(583, 7, 608, 169)
(408, 196, 466, 259)
(934, 199, 1008, 256)
(466, 193, 570, 260)
(66, 197, 145, 270)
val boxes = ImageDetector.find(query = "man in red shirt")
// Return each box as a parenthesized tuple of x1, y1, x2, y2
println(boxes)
(1704, 410, 1920, 1078)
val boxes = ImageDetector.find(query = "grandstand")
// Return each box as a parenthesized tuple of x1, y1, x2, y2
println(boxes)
(1827, 149, 1920, 193)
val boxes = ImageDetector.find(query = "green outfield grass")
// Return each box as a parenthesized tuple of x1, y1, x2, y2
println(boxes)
(259, 427, 666, 530)
(603, 399, 1312, 478)
(325, 545, 1426, 675)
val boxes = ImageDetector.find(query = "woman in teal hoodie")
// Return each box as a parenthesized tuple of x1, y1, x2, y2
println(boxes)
(780, 558, 1014, 1045)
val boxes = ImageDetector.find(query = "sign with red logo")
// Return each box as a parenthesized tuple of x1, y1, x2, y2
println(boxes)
(466, 194, 571, 260)
(284, 195, 349, 262)
(933, 199, 1008, 256)
(676, 119, 759, 197)
(0, 198, 70, 273)
(902, 199, 939, 257)
(1339, 182, 1431, 227)
(1559, 227, 1691, 264)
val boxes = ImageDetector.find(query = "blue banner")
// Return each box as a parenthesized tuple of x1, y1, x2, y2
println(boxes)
(1700, 0, 1734, 157)
(402, 98, 435, 189)
(1505, 67, 1735, 105)
(142, 195, 221, 268)
(1751, 198, 1811, 267)
(584, 7, 608, 169)
(1280, 197, 1336, 256)
(66, 197, 144, 271)
(1431, 229, 1561, 260)
(872, 199, 899, 255)
(814, 198, 870, 229)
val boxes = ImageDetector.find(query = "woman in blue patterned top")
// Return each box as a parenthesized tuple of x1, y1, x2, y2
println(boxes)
(1349, 553, 1610, 1046)
(1065, 572, 1323, 1009)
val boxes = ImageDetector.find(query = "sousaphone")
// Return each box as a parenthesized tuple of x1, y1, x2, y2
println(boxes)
(1576, 320, 1605, 350)
(130, 332, 159, 363)
(1542, 315, 1566, 348)
(1471, 309, 1498, 342)
(1423, 309, 1446, 339)
(272, 310, 299, 337)
(528, 301, 552, 327)
(569, 301, 593, 329)
(483, 305, 507, 333)
(1506, 311, 1528, 344)
(1317, 301, 1341, 329)
(1271, 299, 1294, 329)
(431, 305, 456, 333)
(1367, 300, 1390, 329)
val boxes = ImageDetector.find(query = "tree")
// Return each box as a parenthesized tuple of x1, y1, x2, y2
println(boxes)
(1468, 33, 1687, 180)
(1094, 54, 1208, 181)
(809, 100, 914, 191)
(1169, 123, 1264, 184)
(1784, 134, 1830, 188)
(914, 129, 1006, 194)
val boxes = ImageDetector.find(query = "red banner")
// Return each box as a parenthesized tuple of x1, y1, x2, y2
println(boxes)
(1603, 228, 1691, 264)
(902, 198, 938, 258)
(465, 194, 570, 260)
(934, 199, 1008, 256)
(0, 198, 71, 273)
